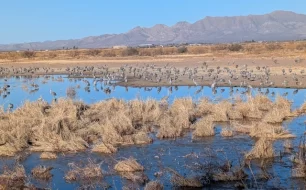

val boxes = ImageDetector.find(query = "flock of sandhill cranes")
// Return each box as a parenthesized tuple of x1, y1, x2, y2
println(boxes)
(0, 59, 305, 110)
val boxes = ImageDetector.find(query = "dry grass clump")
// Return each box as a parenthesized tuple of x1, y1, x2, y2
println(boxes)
(31, 165, 53, 180)
(114, 157, 144, 172)
(221, 128, 234, 137)
(65, 159, 102, 182)
(252, 95, 273, 111)
(235, 98, 263, 120)
(249, 122, 295, 139)
(292, 164, 306, 178)
(300, 102, 306, 114)
(156, 114, 183, 139)
(0, 100, 50, 156)
(192, 118, 215, 138)
(212, 168, 247, 182)
(263, 108, 289, 123)
(82, 99, 125, 123)
(195, 98, 213, 117)
(227, 108, 244, 120)
(120, 172, 149, 184)
(210, 101, 232, 122)
(144, 181, 164, 190)
(81, 99, 136, 146)
(245, 138, 274, 159)
(169, 169, 203, 188)
(263, 96, 295, 123)
(232, 121, 255, 134)
(132, 132, 153, 145)
(170, 98, 195, 129)
(128, 99, 163, 125)
(29, 99, 89, 152)
(92, 142, 117, 154)
(0, 164, 27, 189)
(274, 96, 294, 115)
(40, 152, 57, 159)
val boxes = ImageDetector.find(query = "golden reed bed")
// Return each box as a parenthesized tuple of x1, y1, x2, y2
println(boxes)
(0, 95, 305, 157)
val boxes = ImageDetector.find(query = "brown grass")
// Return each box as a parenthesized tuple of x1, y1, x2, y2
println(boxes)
(212, 168, 247, 181)
(144, 181, 164, 190)
(92, 142, 117, 154)
(114, 157, 144, 172)
(119, 172, 149, 184)
(171, 175, 203, 187)
(299, 102, 306, 114)
(0, 95, 301, 156)
(245, 138, 274, 159)
(221, 128, 234, 137)
(65, 159, 102, 182)
(156, 114, 183, 139)
(192, 118, 215, 138)
(31, 165, 53, 180)
(211, 101, 232, 122)
(235, 98, 264, 120)
(40, 152, 57, 159)
(128, 99, 162, 125)
(0, 164, 27, 189)
(263, 96, 295, 123)
(132, 132, 153, 145)
(170, 98, 195, 129)
(249, 122, 295, 139)
(195, 98, 213, 117)
(232, 121, 256, 134)
(1, 41, 306, 63)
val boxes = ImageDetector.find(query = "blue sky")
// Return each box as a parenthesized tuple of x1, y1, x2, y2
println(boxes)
(0, 0, 304, 44)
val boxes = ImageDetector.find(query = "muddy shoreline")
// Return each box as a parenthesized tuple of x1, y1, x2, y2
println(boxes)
(1, 56, 306, 89)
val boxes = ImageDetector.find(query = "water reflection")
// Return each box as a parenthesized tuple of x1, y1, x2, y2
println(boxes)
(0, 75, 305, 110)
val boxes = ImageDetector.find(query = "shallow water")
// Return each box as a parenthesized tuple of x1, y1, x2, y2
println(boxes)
(1, 75, 306, 189)
(0, 75, 305, 109)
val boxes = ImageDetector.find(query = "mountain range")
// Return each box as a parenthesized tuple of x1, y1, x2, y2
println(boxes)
(1, 10, 306, 51)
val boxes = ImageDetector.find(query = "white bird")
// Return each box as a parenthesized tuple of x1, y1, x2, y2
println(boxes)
(192, 78, 198, 86)
(211, 81, 216, 89)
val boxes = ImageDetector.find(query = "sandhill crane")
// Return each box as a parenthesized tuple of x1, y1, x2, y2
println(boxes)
(228, 79, 232, 86)
(8, 103, 13, 111)
(211, 81, 216, 89)
(50, 89, 57, 97)
(192, 78, 198, 86)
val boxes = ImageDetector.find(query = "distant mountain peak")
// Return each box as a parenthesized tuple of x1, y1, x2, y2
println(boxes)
(1, 10, 305, 51)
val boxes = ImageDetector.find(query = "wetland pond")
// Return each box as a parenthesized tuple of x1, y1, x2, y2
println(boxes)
(0, 75, 306, 189)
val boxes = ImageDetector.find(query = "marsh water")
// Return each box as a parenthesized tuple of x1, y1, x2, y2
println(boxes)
(1, 75, 306, 189)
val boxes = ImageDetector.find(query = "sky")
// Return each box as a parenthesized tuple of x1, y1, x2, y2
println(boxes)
(0, 0, 305, 44)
